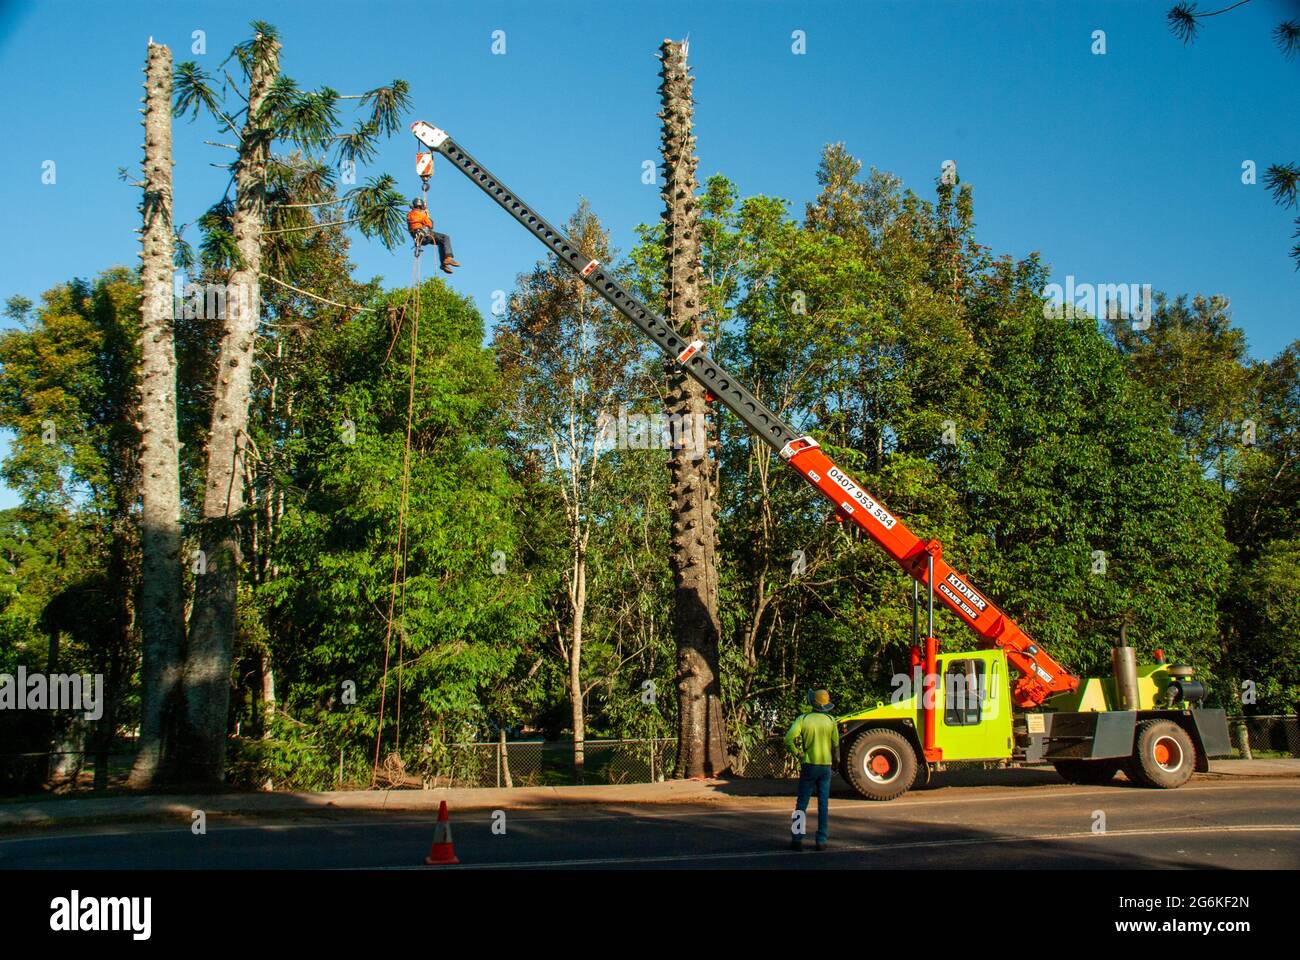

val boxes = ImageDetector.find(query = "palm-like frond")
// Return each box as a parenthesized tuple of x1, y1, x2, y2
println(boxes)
(174, 228, 196, 273)
(276, 88, 340, 151)
(1167, 2, 1201, 43)
(333, 118, 382, 167)
(1264, 163, 1300, 208)
(141, 187, 172, 231)
(345, 174, 406, 249)
(259, 75, 299, 124)
(267, 155, 332, 235)
(1275, 19, 1300, 58)
(229, 20, 281, 77)
(361, 80, 412, 137)
(200, 228, 244, 273)
(268, 154, 335, 203)
(195, 198, 241, 272)
(174, 61, 222, 120)
(198, 198, 234, 231)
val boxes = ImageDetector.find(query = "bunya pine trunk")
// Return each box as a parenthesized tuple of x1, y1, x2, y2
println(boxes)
(659, 39, 728, 777)
(179, 33, 280, 783)
(130, 39, 186, 788)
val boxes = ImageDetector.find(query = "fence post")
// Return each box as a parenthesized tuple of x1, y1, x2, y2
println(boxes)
(1236, 719, 1252, 760)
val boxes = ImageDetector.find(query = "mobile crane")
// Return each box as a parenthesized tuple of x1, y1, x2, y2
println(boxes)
(410, 119, 1233, 801)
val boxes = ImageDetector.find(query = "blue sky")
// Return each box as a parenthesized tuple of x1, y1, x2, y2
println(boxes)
(1, 0, 1297, 508)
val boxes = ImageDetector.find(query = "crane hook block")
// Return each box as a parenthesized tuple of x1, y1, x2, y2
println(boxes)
(416, 152, 434, 180)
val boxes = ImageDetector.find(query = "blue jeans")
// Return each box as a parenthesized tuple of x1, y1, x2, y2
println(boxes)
(795, 763, 832, 843)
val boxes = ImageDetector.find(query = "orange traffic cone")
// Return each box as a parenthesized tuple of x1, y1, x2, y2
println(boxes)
(424, 800, 460, 865)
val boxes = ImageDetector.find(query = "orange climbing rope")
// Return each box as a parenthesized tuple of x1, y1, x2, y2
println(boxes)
(371, 250, 422, 785)
(370, 139, 444, 785)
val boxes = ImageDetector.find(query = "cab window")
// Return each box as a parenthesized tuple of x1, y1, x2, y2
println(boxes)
(943, 659, 983, 726)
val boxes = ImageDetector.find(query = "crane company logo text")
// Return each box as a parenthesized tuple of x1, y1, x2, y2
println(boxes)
(944, 574, 988, 613)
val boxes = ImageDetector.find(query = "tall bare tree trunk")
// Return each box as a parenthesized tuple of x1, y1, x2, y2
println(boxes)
(180, 32, 280, 783)
(259, 651, 275, 739)
(130, 39, 186, 789)
(569, 554, 586, 781)
(498, 726, 514, 788)
(660, 39, 728, 778)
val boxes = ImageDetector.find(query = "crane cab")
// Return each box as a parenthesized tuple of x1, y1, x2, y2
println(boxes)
(929, 649, 1014, 762)
(834, 648, 1014, 799)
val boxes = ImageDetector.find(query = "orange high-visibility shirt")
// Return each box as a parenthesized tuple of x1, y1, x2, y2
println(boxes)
(407, 208, 433, 234)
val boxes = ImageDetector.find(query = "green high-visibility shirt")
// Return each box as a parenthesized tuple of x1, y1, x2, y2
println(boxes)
(785, 710, 840, 765)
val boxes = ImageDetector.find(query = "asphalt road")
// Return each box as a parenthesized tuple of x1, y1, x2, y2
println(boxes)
(3, 777, 1298, 870)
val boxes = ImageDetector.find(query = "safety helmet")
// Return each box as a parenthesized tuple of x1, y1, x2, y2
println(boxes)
(411, 197, 426, 210)
(807, 688, 834, 712)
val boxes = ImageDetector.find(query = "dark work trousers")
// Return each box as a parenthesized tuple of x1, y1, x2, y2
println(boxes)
(795, 762, 832, 843)
(414, 227, 454, 262)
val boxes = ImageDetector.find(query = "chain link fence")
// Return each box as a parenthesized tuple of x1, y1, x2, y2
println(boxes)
(1228, 714, 1300, 758)
(0, 739, 138, 794)
(731, 738, 801, 779)
(437, 738, 679, 788)
(436, 736, 808, 787)
(4, 716, 1297, 794)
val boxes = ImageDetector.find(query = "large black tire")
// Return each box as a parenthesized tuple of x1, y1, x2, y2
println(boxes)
(1052, 758, 1123, 785)
(1126, 719, 1197, 789)
(843, 728, 918, 801)
(915, 757, 935, 789)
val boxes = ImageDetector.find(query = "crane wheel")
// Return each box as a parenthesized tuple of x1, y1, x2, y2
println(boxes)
(1051, 758, 1122, 785)
(915, 757, 935, 789)
(843, 728, 917, 801)
(1125, 719, 1196, 789)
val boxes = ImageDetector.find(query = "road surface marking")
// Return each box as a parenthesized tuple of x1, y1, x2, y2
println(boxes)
(427, 824, 1300, 870)
(2, 780, 1294, 845)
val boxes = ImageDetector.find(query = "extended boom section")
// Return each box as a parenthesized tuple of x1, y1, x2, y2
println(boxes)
(418, 122, 1078, 708)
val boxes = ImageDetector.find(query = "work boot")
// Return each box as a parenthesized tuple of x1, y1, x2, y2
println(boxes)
(441, 257, 460, 274)
(815, 841, 827, 851)
(790, 838, 803, 851)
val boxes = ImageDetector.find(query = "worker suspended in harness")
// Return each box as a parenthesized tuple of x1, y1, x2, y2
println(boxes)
(407, 197, 460, 274)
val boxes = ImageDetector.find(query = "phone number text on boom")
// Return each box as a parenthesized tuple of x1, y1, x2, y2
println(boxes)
(827, 467, 897, 529)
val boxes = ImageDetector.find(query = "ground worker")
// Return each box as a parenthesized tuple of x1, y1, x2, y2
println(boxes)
(406, 197, 460, 274)
(784, 688, 840, 851)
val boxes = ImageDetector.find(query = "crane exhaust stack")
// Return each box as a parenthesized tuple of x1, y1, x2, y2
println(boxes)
(1112, 625, 1141, 711)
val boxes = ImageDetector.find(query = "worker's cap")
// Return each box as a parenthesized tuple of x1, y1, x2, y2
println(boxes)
(808, 689, 834, 711)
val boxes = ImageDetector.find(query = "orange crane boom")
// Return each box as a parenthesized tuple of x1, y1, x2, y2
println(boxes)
(413, 120, 1080, 709)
